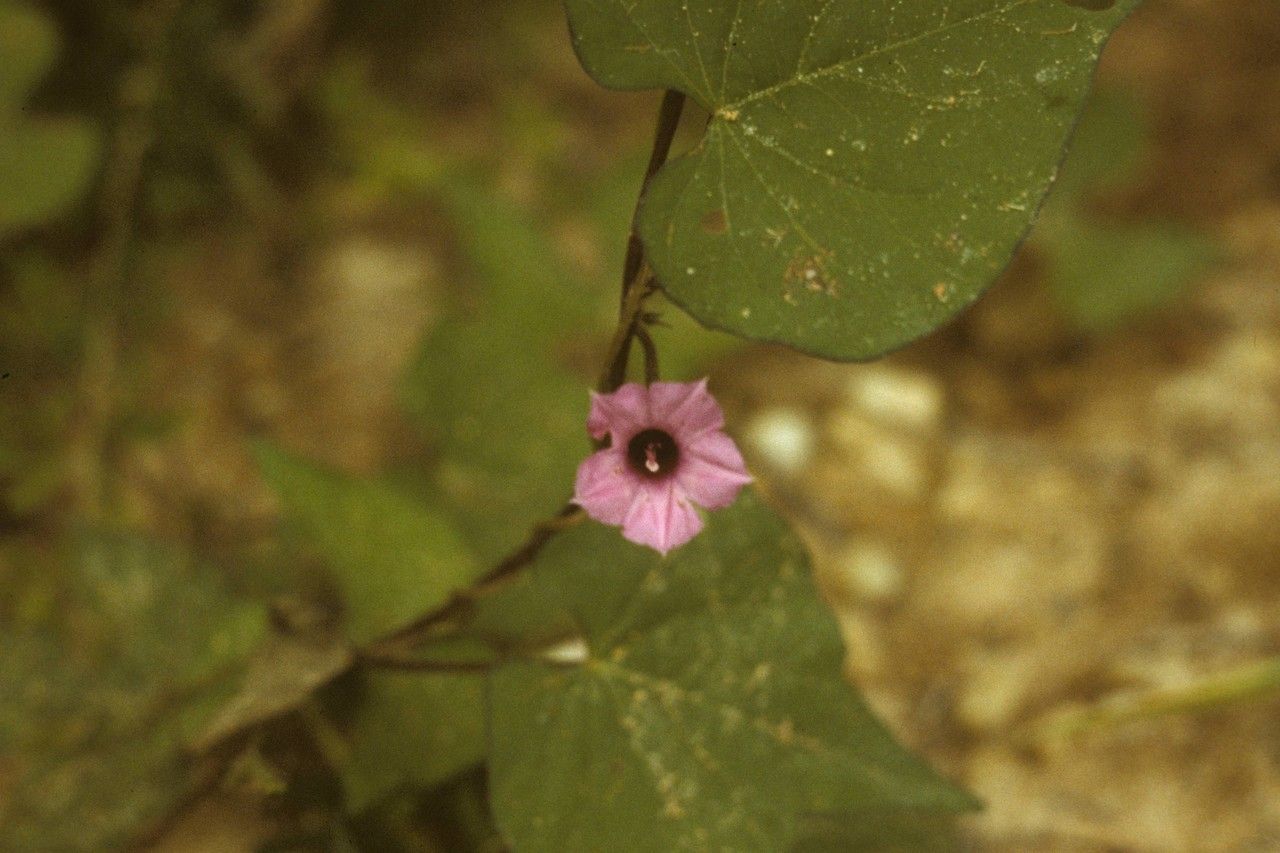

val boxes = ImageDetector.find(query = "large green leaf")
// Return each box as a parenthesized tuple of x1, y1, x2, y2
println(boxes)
(565, 0, 1137, 359)
(489, 491, 975, 851)
(254, 443, 478, 644)
(0, 535, 265, 852)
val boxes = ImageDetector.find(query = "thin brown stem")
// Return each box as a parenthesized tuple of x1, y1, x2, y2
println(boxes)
(620, 89, 686, 303)
(636, 324, 661, 384)
(597, 89, 685, 392)
(369, 505, 584, 654)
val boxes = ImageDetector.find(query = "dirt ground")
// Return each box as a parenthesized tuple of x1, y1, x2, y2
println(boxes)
(133, 0, 1280, 849)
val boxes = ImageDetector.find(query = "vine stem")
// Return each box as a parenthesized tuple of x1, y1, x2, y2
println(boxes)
(597, 88, 685, 393)
(364, 89, 687, 668)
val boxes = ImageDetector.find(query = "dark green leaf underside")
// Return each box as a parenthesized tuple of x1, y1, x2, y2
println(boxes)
(489, 491, 974, 852)
(566, 0, 1138, 359)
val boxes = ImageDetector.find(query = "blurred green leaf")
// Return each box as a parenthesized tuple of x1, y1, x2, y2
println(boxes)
(0, 534, 266, 852)
(401, 181, 603, 565)
(0, 120, 99, 234)
(0, 4, 100, 235)
(1039, 217, 1217, 332)
(192, 633, 353, 753)
(1036, 90, 1219, 331)
(0, 1, 57, 109)
(317, 57, 451, 198)
(341, 672, 486, 814)
(254, 443, 478, 644)
(489, 491, 976, 851)
(1048, 87, 1146, 200)
(565, 0, 1136, 360)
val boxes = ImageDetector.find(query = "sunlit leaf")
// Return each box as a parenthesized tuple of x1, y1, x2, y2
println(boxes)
(489, 491, 975, 851)
(0, 535, 265, 852)
(565, 0, 1137, 359)
(254, 443, 477, 644)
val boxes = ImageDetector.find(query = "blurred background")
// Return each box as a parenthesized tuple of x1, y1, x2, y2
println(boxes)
(1, 0, 1278, 849)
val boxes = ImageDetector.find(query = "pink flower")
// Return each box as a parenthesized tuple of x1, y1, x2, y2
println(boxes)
(572, 379, 753, 555)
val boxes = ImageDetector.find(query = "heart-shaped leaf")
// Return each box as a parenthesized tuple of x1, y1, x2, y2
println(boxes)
(566, 0, 1137, 359)
(488, 491, 975, 851)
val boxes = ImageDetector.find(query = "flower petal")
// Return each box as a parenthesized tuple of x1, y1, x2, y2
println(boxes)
(587, 384, 649, 441)
(647, 378, 724, 438)
(621, 480, 704, 555)
(572, 447, 637, 525)
(677, 431, 753, 509)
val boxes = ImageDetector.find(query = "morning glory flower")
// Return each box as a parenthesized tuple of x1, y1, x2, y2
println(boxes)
(572, 379, 753, 554)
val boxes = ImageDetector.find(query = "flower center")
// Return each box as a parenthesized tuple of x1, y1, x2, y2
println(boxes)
(626, 428, 680, 479)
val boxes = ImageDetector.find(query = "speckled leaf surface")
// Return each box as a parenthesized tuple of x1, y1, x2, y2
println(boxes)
(489, 491, 974, 851)
(565, 0, 1137, 359)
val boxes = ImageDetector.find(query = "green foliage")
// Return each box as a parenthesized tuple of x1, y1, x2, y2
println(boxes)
(564, 0, 1137, 360)
(341, 672, 486, 813)
(489, 491, 975, 851)
(254, 443, 478, 643)
(0, 534, 265, 851)
(0, 1, 100, 235)
(401, 181, 602, 565)
(1034, 90, 1218, 331)
(580, 150, 745, 377)
(0, 0, 57, 107)
(316, 57, 453, 199)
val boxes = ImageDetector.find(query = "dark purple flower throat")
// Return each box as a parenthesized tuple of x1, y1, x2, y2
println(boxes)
(627, 428, 680, 479)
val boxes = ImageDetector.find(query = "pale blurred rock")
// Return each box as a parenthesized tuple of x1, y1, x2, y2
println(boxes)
(743, 407, 815, 477)
(956, 624, 1101, 734)
(827, 538, 906, 606)
(823, 410, 932, 501)
(843, 365, 945, 433)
